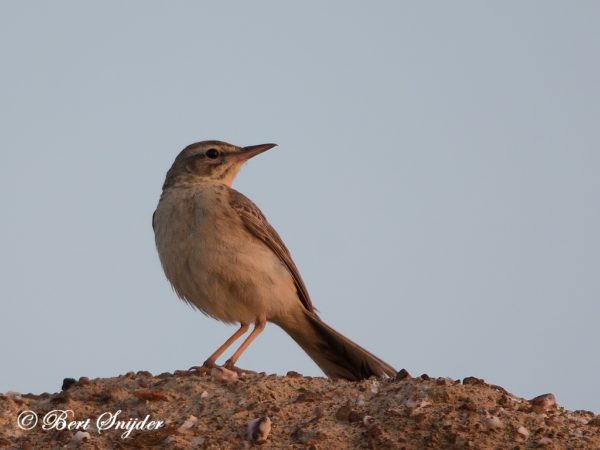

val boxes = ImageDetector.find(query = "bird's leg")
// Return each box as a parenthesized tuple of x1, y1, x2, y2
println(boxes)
(224, 318, 266, 370)
(202, 322, 249, 368)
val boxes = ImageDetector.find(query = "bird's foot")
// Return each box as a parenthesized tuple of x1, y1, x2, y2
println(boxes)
(202, 359, 217, 369)
(223, 360, 257, 376)
(189, 360, 217, 374)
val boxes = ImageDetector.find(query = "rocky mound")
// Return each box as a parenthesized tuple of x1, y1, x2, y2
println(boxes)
(1, 367, 599, 449)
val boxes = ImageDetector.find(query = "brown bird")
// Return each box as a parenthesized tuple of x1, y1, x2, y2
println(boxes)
(153, 140, 396, 380)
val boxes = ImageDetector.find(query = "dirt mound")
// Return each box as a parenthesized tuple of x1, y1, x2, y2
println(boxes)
(2, 367, 599, 449)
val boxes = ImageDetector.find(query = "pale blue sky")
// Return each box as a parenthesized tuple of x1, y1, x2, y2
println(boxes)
(1, 2, 599, 412)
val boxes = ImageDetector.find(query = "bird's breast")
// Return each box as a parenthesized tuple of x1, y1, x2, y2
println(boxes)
(153, 185, 298, 323)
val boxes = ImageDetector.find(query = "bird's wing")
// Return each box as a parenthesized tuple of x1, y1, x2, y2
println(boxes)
(228, 188, 314, 313)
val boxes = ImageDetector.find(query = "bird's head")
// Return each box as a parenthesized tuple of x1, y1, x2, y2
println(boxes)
(162, 140, 276, 189)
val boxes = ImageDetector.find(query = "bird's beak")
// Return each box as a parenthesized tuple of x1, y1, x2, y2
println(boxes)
(234, 143, 277, 161)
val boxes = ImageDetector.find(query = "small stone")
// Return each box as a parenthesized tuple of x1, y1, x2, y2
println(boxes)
(420, 373, 430, 381)
(78, 376, 91, 386)
(61, 378, 77, 391)
(395, 369, 410, 380)
(247, 416, 271, 444)
(71, 431, 91, 443)
(537, 436, 553, 446)
(177, 415, 198, 433)
(211, 366, 239, 381)
(336, 404, 352, 421)
(200, 390, 209, 399)
(462, 376, 484, 385)
(484, 415, 503, 429)
(498, 394, 513, 407)
(356, 394, 366, 406)
(370, 380, 380, 394)
(363, 415, 375, 426)
(286, 370, 302, 378)
(336, 404, 361, 422)
(517, 426, 530, 438)
(530, 394, 556, 413)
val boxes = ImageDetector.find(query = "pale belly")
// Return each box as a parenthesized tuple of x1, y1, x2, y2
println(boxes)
(154, 188, 300, 324)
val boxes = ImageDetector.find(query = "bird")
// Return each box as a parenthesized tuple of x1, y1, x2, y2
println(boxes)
(153, 140, 396, 380)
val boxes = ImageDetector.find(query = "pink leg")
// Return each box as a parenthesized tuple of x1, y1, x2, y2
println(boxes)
(224, 319, 266, 369)
(203, 322, 249, 367)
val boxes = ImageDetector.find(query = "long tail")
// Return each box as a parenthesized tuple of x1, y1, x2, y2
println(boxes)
(276, 309, 396, 381)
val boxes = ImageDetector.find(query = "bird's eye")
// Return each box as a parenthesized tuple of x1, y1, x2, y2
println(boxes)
(206, 149, 220, 159)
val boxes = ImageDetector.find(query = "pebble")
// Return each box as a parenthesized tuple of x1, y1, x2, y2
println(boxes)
(336, 404, 361, 422)
(484, 415, 503, 429)
(537, 436, 553, 446)
(211, 366, 239, 381)
(247, 416, 271, 444)
(370, 381, 380, 395)
(498, 394, 515, 408)
(530, 394, 556, 413)
(71, 431, 91, 443)
(356, 394, 366, 406)
(462, 376, 484, 385)
(395, 369, 410, 381)
(200, 390, 209, 399)
(517, 426, 530, 438)
(177, 415, 198, 433)
(61, 378, 77, 391)
(78, 376, 91, 386)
